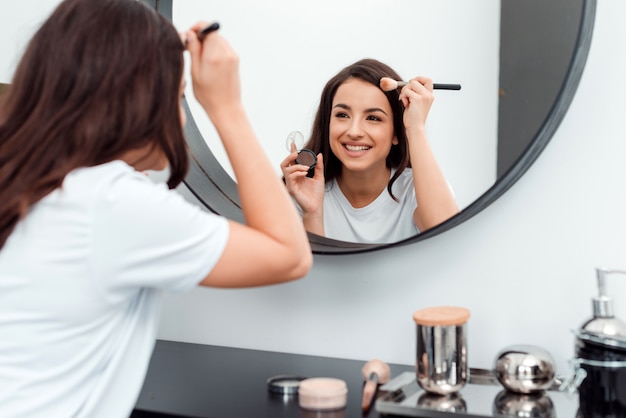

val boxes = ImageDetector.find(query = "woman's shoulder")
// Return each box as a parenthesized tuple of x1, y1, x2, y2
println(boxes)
(392, 167, 414, 185)
(63, 160, 168, 203)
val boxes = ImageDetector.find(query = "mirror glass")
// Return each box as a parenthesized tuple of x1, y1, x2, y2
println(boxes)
(159, 0, 595, 253)
(176, 0, 499, 216)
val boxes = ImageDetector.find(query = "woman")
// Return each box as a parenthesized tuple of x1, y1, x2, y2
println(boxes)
(0, 0, 312, 416)
(281, 59, 459, 243)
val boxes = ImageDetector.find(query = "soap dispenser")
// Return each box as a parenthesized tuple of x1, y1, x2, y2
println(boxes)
(575, 267, 626, 418)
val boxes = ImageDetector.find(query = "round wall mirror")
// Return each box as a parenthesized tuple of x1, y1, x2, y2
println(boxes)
(154, 0, 596, 254)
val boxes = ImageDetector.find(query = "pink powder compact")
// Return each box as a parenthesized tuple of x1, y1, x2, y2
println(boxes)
(298, 377, 348, 411)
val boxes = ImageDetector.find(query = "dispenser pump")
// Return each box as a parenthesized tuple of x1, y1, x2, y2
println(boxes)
(581, 268, 626, 338)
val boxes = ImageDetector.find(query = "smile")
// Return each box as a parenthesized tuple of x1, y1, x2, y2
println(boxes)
(344, 144, 371, 151)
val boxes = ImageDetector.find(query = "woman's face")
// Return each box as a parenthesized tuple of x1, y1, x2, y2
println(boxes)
(329, 78, 397, 175)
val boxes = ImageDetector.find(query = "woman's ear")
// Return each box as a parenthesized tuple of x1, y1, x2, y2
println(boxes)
(392, 136, 399, 145)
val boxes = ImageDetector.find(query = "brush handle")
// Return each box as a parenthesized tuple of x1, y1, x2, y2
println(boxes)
(196, 22, 220, 41)
(434, 83, 462, 90)
(361, 372, 379, 412)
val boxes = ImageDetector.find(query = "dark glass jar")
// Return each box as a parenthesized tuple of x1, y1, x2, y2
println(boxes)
(575, 336, 626, 418)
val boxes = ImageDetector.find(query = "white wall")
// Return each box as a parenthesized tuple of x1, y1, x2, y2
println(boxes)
(0, 1, 59, 80)
(2, 0, 625, 379)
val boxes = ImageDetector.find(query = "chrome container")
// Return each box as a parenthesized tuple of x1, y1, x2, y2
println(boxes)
(494, 345, 556, 393)
(413, 306, 470, 395)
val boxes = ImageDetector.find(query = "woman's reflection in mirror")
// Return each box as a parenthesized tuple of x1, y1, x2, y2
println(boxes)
(281, 59, 459, 244)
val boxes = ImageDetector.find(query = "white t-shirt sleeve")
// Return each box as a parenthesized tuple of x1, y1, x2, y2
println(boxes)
(90, 170, 229, 297)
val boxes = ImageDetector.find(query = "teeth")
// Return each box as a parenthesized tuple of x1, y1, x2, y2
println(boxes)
(345, 145, 370, 151)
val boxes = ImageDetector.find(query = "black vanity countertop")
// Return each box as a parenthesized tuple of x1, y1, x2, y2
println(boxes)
(132, 340, 413, 418)
(133, 340, 580, 418)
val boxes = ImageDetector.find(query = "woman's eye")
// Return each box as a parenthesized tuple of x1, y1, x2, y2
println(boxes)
(334, 112, 349, 118)
(367, 115, 382, 121)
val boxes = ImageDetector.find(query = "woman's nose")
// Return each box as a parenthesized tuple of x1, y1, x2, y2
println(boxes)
(347, 120, 365, 138)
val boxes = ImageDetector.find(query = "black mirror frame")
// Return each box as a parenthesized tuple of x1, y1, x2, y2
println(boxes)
(160, 0, 596, 255)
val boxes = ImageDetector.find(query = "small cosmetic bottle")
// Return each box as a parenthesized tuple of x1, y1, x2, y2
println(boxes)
(573, 268, 626, 417)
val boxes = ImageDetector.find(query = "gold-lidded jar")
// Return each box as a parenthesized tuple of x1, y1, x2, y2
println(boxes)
(413, 306, 471, 395)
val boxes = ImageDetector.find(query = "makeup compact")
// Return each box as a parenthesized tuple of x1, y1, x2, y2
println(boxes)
(286, 130, 317, 178)
(267, 375, 308, 396)
(295, 149, 317, 178)
(298, 377, 348, 411)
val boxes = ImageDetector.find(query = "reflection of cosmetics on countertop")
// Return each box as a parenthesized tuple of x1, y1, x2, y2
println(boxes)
(493, 389, 555, 418)
(298, 377, 348, 411)
(379, 77, 462, 92)
(361, 359, 390, 413)
(418, 391, 467, 413)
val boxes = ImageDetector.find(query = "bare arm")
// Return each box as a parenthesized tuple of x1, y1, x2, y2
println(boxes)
(185, 24, 312, 287)
(400, 77, 459, 232)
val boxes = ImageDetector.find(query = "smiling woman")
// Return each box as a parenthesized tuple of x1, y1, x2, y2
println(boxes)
(154, 0, 596, 254)
(280, 59, 460, 243)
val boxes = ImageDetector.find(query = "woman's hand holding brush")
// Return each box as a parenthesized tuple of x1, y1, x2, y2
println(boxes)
(380, 76, 461, 91)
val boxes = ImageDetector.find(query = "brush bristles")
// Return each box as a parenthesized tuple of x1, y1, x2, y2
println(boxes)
(362, 359, 391, 383)
(379, 77, 400, 92)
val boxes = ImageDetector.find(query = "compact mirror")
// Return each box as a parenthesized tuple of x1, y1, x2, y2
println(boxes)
(285, 131, 305, 153)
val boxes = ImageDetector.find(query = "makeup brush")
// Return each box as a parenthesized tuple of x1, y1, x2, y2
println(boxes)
(361, 359, 391, 413)
(196, 22, 220, 42)
(184, 22, 220, 48)
(379, 77, 461, 92)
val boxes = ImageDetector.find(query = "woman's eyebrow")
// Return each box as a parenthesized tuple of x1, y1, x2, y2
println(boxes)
(333, 103, 389, 116)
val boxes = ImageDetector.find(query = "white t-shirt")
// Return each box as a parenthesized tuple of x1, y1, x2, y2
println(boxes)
(324, 168, 419, 243)
(0, 161, 229, 418)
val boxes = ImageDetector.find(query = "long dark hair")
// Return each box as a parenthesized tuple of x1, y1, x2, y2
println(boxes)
(0, 0, 187, 249)
(306, 58, 409, 201)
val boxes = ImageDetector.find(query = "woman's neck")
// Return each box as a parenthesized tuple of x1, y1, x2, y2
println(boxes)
(337, 166, 391, 208)
(119, 144, 167, 172)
